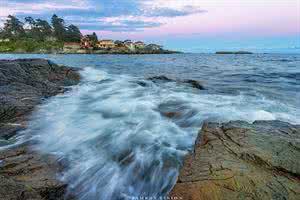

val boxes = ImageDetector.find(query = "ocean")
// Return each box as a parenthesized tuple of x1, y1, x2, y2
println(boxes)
(0, 53, 299, 199)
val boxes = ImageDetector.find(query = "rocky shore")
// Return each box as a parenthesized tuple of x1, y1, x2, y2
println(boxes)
(1, 48, 180, 55)
(0, 59, 80, 200)
(1, 59, 299, 200)
(170, 120, 300, 200)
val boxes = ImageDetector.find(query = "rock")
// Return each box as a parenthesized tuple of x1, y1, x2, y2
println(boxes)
(162, 111, 182, 119)
(147, 75, 173, 82)
(0, 59, 80, 199)
(183, 80, 204, 90)
(147, 76, 205, 90)
(0, 144, 67, 200)
(0, 59, 80, 139)
(170, 120, 300, 200)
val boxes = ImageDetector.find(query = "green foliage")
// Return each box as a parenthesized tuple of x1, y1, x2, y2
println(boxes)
(0, 14, 83, 52)
(3, 15, 25, 39)
(51, 14, 66, 41)
(0, 39, 63, 53)
(65, 24, 82, 42)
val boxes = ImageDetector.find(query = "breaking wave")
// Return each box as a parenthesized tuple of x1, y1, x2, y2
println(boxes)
(20, 64, 300, 199)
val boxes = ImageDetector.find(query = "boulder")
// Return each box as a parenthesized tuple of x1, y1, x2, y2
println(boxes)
(170, 120, 300, 200)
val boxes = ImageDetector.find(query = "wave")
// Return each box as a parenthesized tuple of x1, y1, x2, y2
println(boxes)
(21, 67, 300, 199)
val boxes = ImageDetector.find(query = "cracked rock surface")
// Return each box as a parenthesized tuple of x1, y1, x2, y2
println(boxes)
(170, 120, 300, 200)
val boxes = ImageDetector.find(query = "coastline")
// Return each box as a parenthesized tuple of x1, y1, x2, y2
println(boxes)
(0, 49, 181, 55)
(0, 59, 80, 199)
(0, 57, 299, 200)
(170, 121, 300, 200)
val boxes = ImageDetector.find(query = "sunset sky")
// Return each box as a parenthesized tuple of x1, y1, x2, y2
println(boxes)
(1, 0, 299, 52)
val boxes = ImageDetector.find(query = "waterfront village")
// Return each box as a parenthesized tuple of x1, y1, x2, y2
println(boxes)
(62, 35, 170, 54)
(0, 15, 177, 54)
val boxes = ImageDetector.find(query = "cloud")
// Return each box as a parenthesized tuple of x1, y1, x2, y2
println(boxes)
(0, 0, 92, 16)
(64, 15, 163, 32)
(0, 0, 207, 32)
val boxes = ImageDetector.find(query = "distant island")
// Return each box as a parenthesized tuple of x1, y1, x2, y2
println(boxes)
(0, 15, 178, 54)
(216, 51, 253, 54)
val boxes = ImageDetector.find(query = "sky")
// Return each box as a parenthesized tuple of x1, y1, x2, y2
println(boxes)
(0, 0, 299, 53)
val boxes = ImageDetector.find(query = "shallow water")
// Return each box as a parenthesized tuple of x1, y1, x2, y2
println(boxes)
(1, 53, 299, 199)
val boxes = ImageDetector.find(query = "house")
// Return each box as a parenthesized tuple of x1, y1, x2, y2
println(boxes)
(146, 44, 162, 51)
(80, 36, 93, 49)
(134, 41, 145, 49)
(124, 40, 135, 51)
(63, 42, 81, 51)
(97, 40, 115, 49)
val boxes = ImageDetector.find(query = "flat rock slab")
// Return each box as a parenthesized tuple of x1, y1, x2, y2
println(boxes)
(170, 120, 300, 200)
(0, 144, 66, 200)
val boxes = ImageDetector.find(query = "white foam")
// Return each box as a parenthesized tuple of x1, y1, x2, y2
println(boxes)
(22, 67, 299, 199)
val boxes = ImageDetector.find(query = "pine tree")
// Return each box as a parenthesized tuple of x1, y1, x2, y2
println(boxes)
(51, 14, 66, 41)
(3, 15, 25, 39)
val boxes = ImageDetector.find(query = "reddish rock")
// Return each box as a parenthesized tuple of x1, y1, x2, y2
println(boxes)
(170, 120, 300, 200)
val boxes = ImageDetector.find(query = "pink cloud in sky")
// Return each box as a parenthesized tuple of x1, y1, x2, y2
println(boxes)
(86, 0, 299, 39)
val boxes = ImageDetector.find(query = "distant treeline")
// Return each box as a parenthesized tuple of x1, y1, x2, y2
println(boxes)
(0, 14, 85, 43)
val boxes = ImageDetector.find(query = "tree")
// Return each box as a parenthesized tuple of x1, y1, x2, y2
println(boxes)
(24, 17, 53, 41)
(3, 15, 25, 39)
(36, 19, 52, 37)
(51, 14, 66, 41)
(24, 17, 36, 28)
(0, 28, 4, 39)
(115, 40, 124, 47)
(91, 32, 98, 42)
(65, 24, 82, 42)
(86, 32, 98, 45)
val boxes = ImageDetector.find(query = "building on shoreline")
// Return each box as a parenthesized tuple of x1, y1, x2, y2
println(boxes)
(63, 36, 166, 53)
(80, 36, 93, 49)
(97, 40, 115, 49)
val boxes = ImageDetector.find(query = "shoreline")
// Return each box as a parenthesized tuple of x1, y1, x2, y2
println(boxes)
(0, 59, 81, 199)
(170, 120, 300, 199)
(0, 58, 299, 200)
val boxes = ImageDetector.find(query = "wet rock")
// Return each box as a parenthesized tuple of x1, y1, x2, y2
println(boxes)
(148, 75, 172, 82)
(147, 75, 205, 90)
(162, 111, 182, 119)
(0, 59, 80, 199)
(0, 144, 67, 200)
(170, 120, 300, 200)
(183, 80, 204, 90)
(0, 59, 80, 139)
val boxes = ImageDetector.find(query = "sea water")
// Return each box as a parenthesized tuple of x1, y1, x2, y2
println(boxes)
(0, 53, 299, 199)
